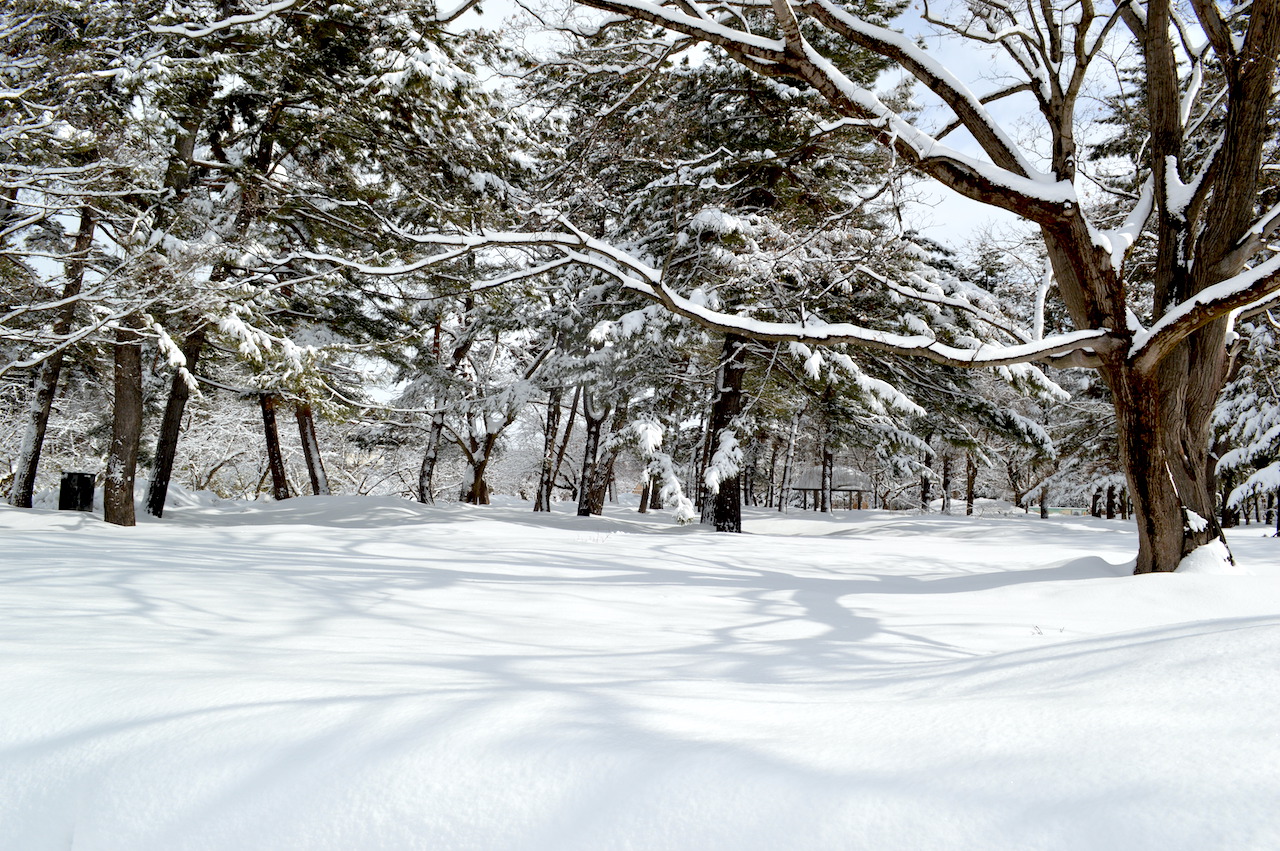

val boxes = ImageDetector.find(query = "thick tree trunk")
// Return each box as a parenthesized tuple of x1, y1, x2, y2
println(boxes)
(576, 391, 608, 517)
(418, 408, 447, 504)
(1039, 485, 1049, 519)
(461, 425, 502, 505)
(649, 474, 663, 510)
(295, 401, 329, 496)
(9, 208, 95, 508)
(104, 316, 146, 526)
(145, 328, 206, 517)
(638, 476, 651, 513)
(460, 470, 491, 505)
(1105, 484, 1117, 520)
(701, 334, 748, 531)
(259, 393, 290, 501)
(1105, 347, 1228, 573)
(584, 401, 628, 515)
(818, 440, 834, 514)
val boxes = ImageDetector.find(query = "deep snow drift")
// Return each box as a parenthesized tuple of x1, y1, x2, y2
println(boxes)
(1, 494, 1278, 850)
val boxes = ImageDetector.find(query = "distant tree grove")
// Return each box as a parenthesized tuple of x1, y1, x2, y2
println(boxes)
(2, 0, 1278, 568)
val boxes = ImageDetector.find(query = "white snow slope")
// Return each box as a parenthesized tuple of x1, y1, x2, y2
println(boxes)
(1, 495, 1278, 850)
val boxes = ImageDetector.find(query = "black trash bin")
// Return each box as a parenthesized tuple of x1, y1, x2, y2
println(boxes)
(58, 472, 95, 511)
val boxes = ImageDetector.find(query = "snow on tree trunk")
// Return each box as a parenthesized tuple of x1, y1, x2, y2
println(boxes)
(418, 409, 446, 505)
(584, 402, 628, 516)
(146, 328, 205, 517)
(701, 334, 748, 532)
(576, 391, 608, 517)
(9, 208, 95, 509)
(104, 316, 145, 527)
(644, 452, 695, 523)
(295, 401, 330, 496)
(461, 424, 502, 505)
(1106, 357, 1230, 574)
(259, 393, 290, 502)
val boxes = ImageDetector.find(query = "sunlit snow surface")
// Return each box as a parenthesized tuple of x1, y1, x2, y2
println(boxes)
(2, 495, 1278, 850)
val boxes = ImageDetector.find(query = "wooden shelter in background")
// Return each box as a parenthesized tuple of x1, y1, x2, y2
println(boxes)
(784, 467, 875, 511)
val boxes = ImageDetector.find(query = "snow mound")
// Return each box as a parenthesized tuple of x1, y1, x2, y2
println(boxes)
(1178, 539, 1251, 574)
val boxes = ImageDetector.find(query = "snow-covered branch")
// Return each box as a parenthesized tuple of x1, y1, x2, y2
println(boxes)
(150, 0, 300, 38)
(277, 223, 1115, 370)
(573, 0, 1077, 222)
(1132, 253, 1280, 372)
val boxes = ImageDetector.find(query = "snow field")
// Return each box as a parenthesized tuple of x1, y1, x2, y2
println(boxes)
(1, 496, 1278, 850)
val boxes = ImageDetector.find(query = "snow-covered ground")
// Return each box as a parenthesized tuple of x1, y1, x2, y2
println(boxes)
(2, 494, 1278, 850)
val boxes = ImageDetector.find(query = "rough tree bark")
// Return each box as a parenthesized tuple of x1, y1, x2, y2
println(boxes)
(295, 401, 330, 496)
(583, 400, 629, 516)
(103, 315, 146, 527)
(460, 421, 502, 505)
(145, 328, 206, 517)
(701, 333, 748, 532)
(259, 393, 290, 501)
(576, 390, 609, 517)
(418, 409, 446, 504)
